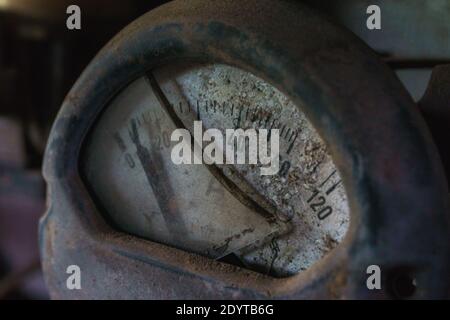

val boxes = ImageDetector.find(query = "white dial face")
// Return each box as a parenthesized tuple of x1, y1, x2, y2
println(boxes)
(82, 63, 350, 277)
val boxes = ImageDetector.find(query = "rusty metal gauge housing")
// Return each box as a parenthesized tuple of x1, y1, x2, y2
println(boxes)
(40, 0, 450, 299)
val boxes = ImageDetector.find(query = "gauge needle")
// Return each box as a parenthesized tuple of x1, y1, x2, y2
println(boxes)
(146, 72, 281, 225)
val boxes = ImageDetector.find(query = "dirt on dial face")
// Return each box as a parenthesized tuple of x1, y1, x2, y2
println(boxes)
(82, 63, 350, 278)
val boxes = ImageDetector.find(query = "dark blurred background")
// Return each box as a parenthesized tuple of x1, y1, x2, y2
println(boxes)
(0, 0, 448, 299)
(0, 0, 168, 299)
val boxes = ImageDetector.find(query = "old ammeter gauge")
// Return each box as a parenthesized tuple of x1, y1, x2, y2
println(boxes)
(40, 0, 450, 299)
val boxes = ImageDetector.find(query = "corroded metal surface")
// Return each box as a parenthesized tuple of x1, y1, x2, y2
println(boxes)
(40, 0, 450, 299)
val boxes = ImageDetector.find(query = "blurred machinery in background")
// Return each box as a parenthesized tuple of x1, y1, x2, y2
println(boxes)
(0, 0, 166, 299)
(0, 0, 449, 299)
